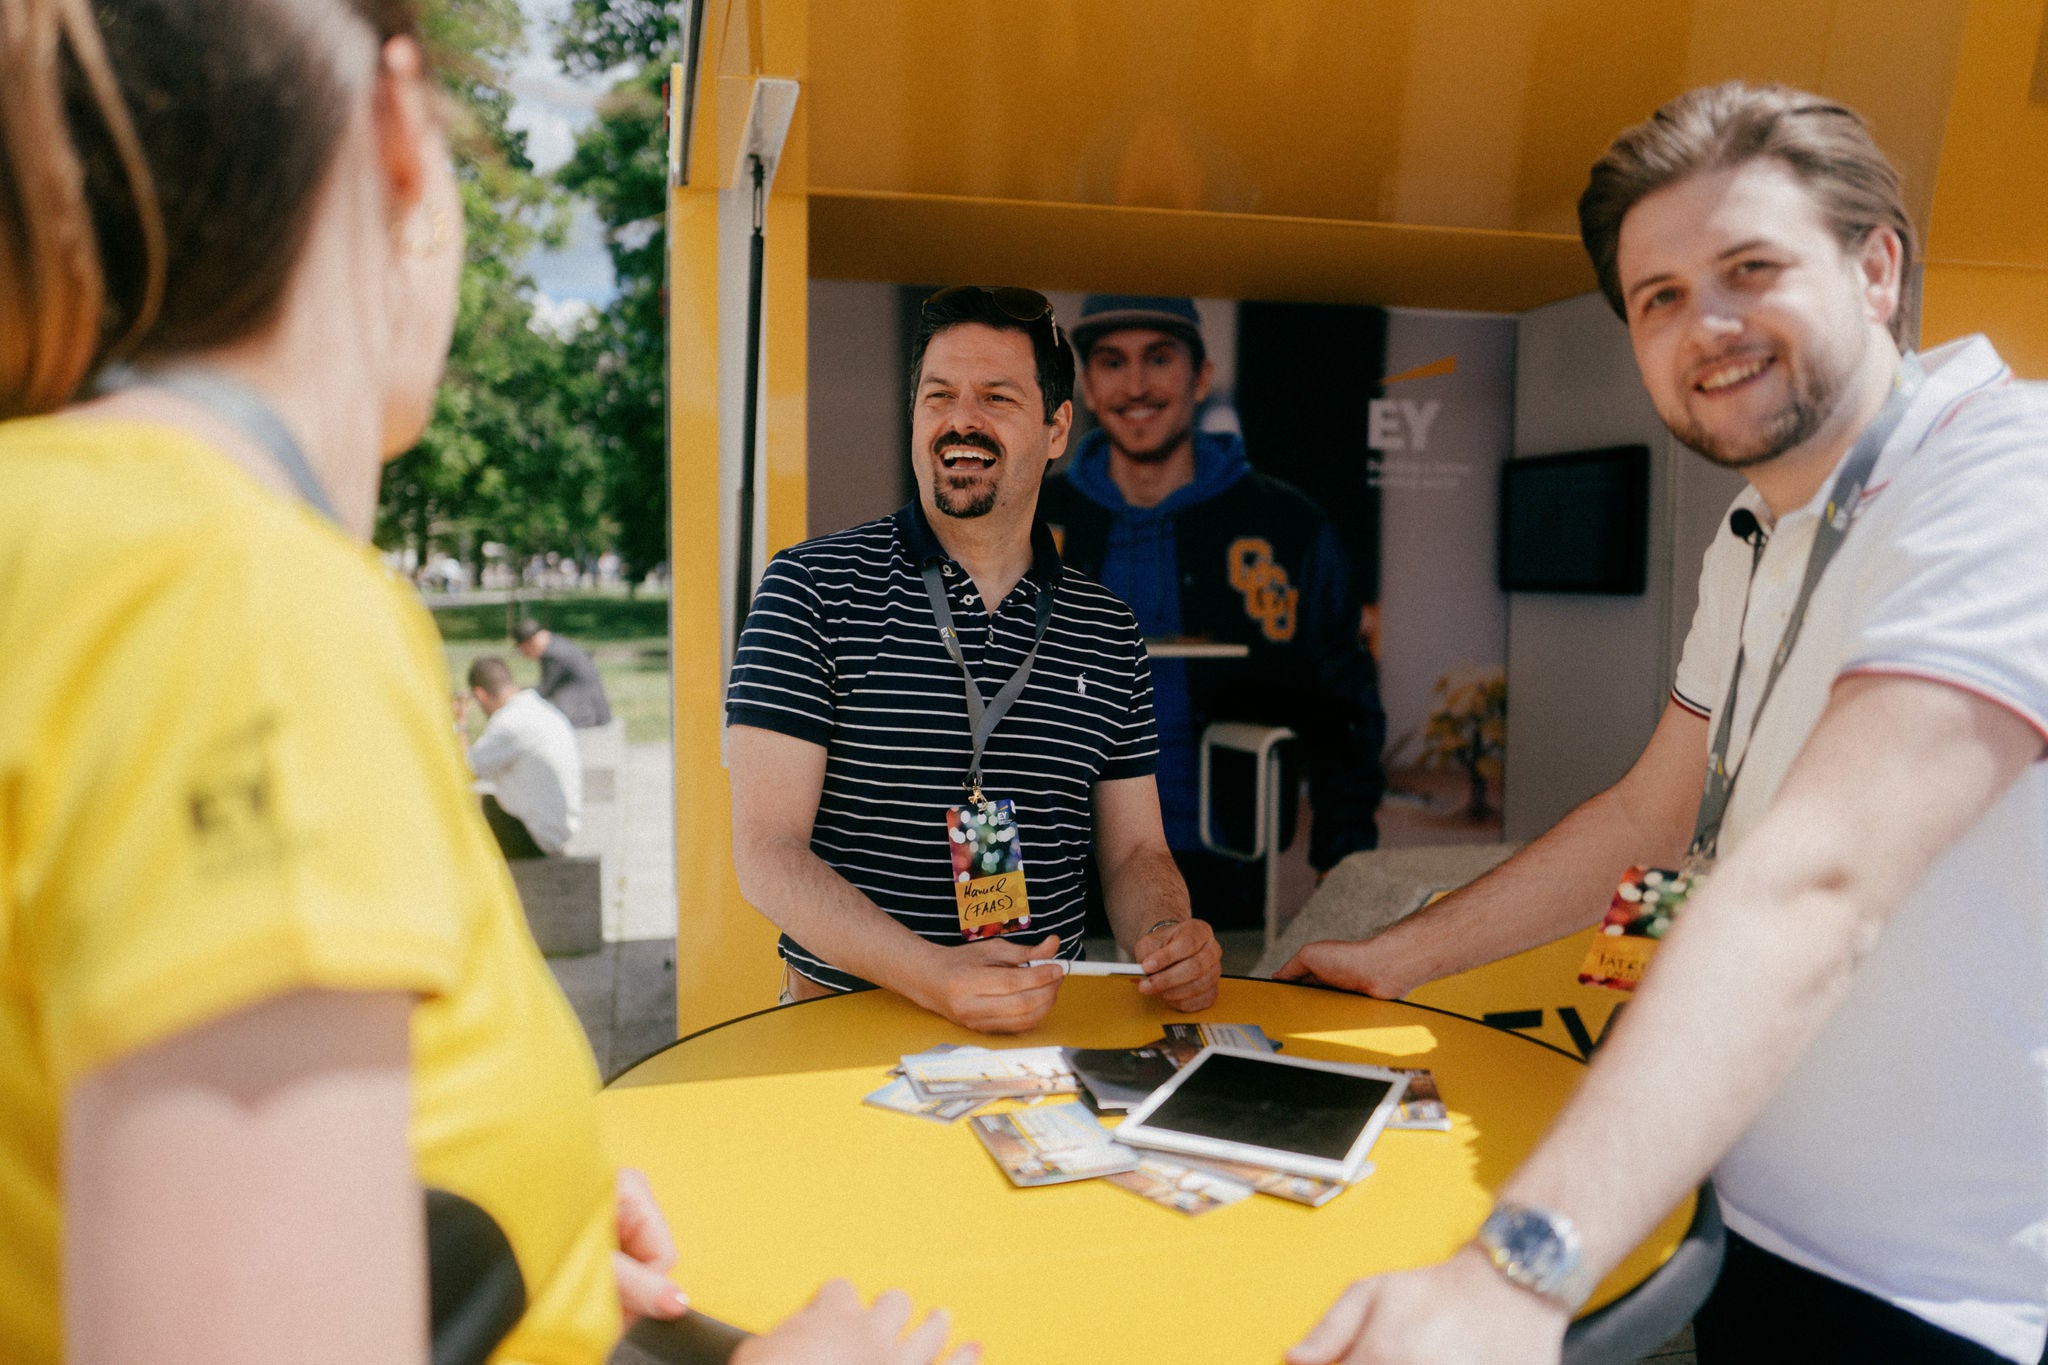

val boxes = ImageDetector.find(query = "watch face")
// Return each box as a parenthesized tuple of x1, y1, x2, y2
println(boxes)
(1484, 1203, 1583, 1301)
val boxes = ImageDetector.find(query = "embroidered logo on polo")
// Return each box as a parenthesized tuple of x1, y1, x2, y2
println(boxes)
(1226, 537, 1297, 642)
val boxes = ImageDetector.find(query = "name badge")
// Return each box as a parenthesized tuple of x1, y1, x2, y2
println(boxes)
(1578, 864, 1703, 991)
(946, 798, 1033, 938)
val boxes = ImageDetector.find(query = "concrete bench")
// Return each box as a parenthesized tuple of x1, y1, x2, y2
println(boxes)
(508, 855, 604, 956)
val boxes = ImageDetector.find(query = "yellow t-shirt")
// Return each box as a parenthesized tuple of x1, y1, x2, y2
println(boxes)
(0, 416, 620, 1363)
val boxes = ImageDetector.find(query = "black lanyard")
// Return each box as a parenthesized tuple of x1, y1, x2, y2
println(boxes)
(92, 363, 340, 524)
(920, 563, 1056, 802)
(1689, 356, 1923, 860)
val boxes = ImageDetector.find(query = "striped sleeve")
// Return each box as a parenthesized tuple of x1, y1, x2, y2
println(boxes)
(726, 554, 835, 746)
(1093, 588, 1159, 782)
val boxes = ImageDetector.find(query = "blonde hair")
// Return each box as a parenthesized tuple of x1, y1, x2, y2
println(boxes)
(0, 0, 420, 419)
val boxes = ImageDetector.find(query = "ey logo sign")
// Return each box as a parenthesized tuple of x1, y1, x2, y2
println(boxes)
(1367, 353, 1454, 451)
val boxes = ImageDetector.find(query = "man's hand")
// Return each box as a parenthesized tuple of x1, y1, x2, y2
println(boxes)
(1134, 918, 1221, 1011)
(1286, 1247, 1569, 1365)
(613, 1167, 689, 1323)
(735, 1279, 979, 1365)
(908, 934, 1065, 1034)
(1273, 938, 1416, 999)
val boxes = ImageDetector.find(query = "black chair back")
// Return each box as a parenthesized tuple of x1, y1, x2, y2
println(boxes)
(427, 1187, 528, 1365)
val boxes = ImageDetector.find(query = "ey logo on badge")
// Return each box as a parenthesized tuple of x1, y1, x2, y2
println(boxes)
(1227, 537, 1296, 642)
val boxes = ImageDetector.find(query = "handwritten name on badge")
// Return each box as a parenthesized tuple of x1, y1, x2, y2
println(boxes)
(958, 872, 1030, 929)
(1578, 936, 1655, 990)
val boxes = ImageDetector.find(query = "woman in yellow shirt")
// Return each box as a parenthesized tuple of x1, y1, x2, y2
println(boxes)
(0, 3, 969, 1363)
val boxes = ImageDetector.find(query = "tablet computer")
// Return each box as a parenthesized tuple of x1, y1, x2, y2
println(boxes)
(1114, 1046, 1409, 1183)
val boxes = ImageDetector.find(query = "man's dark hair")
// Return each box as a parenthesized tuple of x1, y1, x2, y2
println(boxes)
(907, 287, 1075, 423)
(468, 655, 516, 695)
(512, 617, 543, 644)
(1579, 82, 1918, 347)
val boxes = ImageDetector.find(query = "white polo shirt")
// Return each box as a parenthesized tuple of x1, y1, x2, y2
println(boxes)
(1670, 335, 2048, 1362)
(469, 688, 583, 854)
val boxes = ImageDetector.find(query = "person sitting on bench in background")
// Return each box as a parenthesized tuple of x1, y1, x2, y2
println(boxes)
(515, 617, 614, 728)
(464, 655, 582, 860)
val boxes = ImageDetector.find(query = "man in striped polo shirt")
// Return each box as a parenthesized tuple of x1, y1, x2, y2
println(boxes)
(726, 285, 1222, 1033)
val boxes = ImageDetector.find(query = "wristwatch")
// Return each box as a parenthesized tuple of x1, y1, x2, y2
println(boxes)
(1476, 1202, 1597, 1312)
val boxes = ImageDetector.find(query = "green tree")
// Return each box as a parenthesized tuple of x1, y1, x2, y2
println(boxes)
(556, 59, 670, 584)
(554, 0, 686, 73)
(376, 0, 609, 582)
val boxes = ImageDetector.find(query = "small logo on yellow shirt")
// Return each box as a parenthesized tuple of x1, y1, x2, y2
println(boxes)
(188, 717, 286, 873)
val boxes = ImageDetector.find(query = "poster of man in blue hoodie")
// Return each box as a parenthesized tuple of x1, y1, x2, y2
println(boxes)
(1039, 295, 1387, 931)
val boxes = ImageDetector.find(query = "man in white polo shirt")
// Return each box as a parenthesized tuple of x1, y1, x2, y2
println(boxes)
(464, 655, 583, 859)
(1279, 83, 2048, 1364)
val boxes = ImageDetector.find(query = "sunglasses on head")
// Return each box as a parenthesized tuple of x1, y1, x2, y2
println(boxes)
(921, 285, 1066, 349)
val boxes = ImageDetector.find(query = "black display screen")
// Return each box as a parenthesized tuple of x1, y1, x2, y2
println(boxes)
(1499, 444, 1649, 594)
(1141, 1053, 1394, 1161)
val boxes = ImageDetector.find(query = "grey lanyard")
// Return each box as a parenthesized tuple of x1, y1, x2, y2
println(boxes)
(93, 363, 339, 524)
(1689, 356, 1923, 859)
(920, 563, 1057, 802)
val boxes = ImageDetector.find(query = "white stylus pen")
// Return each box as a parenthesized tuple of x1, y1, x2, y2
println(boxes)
(1019, 959, 1147, 976)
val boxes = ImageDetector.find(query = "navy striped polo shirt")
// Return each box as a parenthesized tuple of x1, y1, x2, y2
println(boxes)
(725, 500, 1159, 991)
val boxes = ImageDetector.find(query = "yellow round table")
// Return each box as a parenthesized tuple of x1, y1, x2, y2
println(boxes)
(600, 976, 1703, 1364)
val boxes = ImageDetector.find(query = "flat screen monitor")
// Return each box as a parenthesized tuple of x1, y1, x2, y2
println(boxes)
(1498, 444, 1649, 594)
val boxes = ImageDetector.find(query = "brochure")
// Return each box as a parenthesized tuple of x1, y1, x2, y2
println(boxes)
(1105, 1154, 1257, 1216)
(1388, 1067, 1451, 1131)
(969, 1102, 1140, 1187)
(1176, 1154, 1370, 1208)
(900, 1044, 1078, 1103)
(884, 1040, 980, 1079)
(861, 1076, 985, 1124)
(1159, 1022, 1276, 1067)
(1065, 1042, 1180, 1111)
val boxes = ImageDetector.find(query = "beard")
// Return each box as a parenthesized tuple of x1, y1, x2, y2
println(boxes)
(1663, 343, 1852, 471)
(931, 429, 1004, 519)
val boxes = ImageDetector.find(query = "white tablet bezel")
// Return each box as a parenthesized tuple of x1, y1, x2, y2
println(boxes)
(1113, 1045, 1410, 1183)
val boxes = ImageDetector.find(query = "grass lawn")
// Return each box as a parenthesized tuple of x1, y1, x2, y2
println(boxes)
(433, 592, 672, 745)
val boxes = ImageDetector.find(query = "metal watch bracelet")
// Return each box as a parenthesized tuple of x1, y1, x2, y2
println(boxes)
(1476, 1202, 1599, 1313)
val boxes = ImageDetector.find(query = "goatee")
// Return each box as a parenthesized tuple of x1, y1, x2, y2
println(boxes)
(934, 481, 999, 519)
(931, 428, 1004, 519)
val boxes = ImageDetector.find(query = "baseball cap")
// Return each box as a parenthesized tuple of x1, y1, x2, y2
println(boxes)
(1071, 294, 1205, 361)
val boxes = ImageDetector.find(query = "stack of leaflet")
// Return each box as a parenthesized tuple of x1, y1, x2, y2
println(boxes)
(858, 1026, 1451, 1217)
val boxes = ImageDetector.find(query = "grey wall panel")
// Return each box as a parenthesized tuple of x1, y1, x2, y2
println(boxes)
(806, 279, 909, 537)
(1503, 293, 1737, 840)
